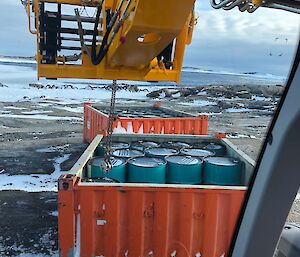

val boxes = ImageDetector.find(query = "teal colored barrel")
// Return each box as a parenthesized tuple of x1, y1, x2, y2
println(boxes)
(131, 141, 160, 151)
(161, 141, 191, 150)
(112, 148, 144, 159)
(165, 155, 203, 184)
(145, 148, 178, 159)
(203, 157, 242, 186)
(127, 157, 166, 183)
(87, 157, 127, 182)
(192, 142, 210, 149)
(180, 148, 214, 159)
(97, 142, 130, 156)
(204, 143, 226, 156)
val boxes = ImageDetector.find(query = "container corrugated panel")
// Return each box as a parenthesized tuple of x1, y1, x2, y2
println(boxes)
(83, 103, 208, 143)
(58, 183, 245, 257)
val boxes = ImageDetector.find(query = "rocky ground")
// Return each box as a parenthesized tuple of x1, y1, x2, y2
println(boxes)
(0, 83, 299, 256)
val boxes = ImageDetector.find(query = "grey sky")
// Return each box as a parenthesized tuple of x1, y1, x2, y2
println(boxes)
(0, 0, 299, 76)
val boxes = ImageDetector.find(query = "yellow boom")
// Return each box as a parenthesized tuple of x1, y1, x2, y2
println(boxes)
(24, 0, 196, 83)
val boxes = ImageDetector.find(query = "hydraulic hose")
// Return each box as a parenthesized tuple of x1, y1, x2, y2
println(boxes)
(91, 0, 126, 65)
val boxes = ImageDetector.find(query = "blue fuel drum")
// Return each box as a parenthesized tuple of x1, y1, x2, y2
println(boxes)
(112, 148, 145, 159)
(97, 142, 130, 156)
(127, 157, 167, 183)
(161, 141, 191, 150)
(145, 147, 178, 159)
(180, 148, 214, 159)
(131, 141, 160, 151)
(87, 157, 127, 182)
(165, 155, 203, 184)
(203, 157, 242, 186)
(204, 143, 226, 156)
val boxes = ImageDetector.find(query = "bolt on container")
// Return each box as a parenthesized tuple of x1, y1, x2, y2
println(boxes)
(180, 148, 214, 159)
(145, 147, 178, 159)
(203, 157, 242, 186)
(87, 157, 127, 182)
(204, 143, 226, 156)
(112, 149, 144, 159)
(127, 157, 167, 183)
(131, 141, 160, 151)
(97, 142, 130, 156)
(161, 141, 191, 150)
(165, 155, 203, 184)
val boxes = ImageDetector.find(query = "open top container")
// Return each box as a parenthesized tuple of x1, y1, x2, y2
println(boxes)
(83, 103, 209, 143)
(58, 134, 255, 257)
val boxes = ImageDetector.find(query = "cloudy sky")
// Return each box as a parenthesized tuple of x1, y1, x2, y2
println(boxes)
(0, 0, 299, 76)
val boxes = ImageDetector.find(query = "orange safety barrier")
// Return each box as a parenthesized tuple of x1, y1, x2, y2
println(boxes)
(58, 179, 245, 257)
(83, 103, 209, 143)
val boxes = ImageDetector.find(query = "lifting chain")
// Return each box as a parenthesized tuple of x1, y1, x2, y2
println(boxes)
(102, 80, 117, 173)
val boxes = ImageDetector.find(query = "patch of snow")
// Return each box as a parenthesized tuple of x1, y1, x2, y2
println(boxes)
(215, 96, 248, 101)
(3, 106, 27, 110)
(296, 193, 300, 200)
(97, 219, 107, 226)
(227, 133, 256, 139)
(54, 106, 84, 113)
(0, 56, 36, 64)
(170, 250, 177, 257)
(195, 252, 201, 257)
(15, 254, 58, 257)
(0, 154, 70, 192)
(251, 95, 272, 101)
(180, 99, 217, 107)
(225, 108, 252, 113)
(1, 110, 11, 115)
(198, 112, 222, 116)
(21, 110, 53, 114)
(49, 211, 58, 217)
(0, 113, 83, 121)
(198, 91, 207, 96)
(172, 92, 181, 98)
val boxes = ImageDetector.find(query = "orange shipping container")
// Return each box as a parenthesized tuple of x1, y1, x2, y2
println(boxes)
(58, 135, 255, 257)
(83, 103, 208, 143)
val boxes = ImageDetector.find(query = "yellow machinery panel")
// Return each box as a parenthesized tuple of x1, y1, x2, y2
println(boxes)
(25, 0, 196, 83)
(107, 0, 195, 68)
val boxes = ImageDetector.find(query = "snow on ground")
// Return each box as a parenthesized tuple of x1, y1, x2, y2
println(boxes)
(0, 84, 153, 103)
(180, 99, 217, 107)
(15, 253, 58, 257)
(0, 154, 70, 192)
(21, 110, 53, 114)
(225, 108, 252, 113)
(0, 113, 83, 121)
(227, 133, 257, 139)
(0, 57, 36, 64)
(0, 63, 162, 103)
(54, 106, 83, 113)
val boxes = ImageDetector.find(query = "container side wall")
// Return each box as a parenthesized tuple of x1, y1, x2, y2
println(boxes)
(69, 186, 245, 257)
